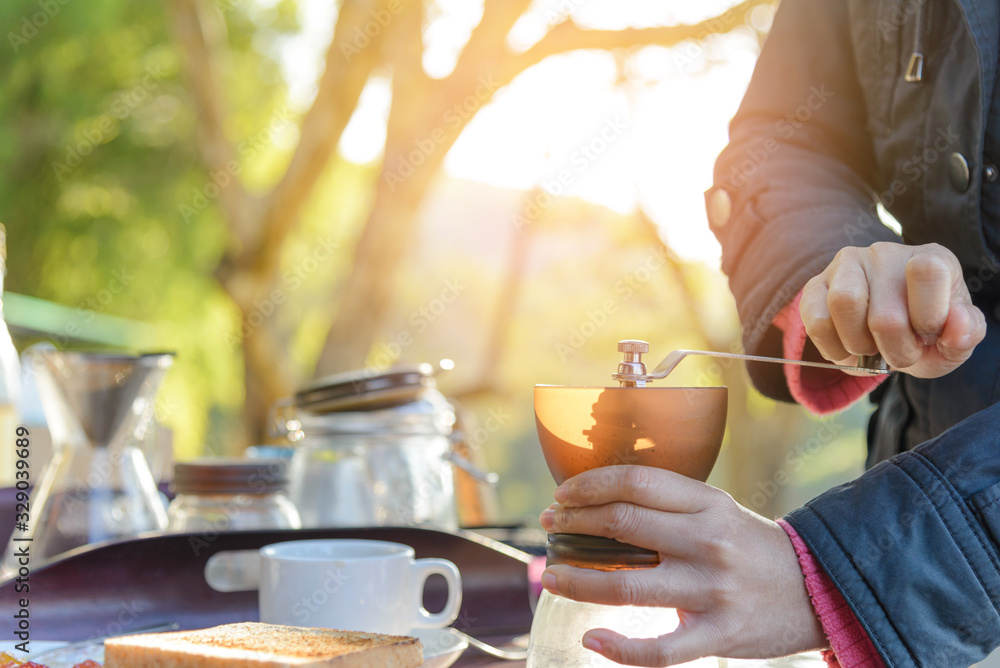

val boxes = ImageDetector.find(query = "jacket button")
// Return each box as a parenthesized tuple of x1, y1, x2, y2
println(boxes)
(706, 187, 732, 228)
(949, 152, 971, 192)
(985, 164, 999, 183)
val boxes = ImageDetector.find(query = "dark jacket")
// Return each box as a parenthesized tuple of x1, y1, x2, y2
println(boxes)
(711, 0, 1000, 664)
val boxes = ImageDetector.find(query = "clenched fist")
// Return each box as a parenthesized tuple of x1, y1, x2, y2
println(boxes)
(800, 242, 986, 378)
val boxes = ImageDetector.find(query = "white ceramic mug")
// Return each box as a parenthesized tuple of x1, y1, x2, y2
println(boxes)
(258, 539, 462, 634)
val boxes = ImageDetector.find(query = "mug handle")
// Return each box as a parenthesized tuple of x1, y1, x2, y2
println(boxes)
(410, 558, 463, 629)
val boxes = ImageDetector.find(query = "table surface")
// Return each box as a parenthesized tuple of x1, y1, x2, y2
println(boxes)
(1, 638, 831, 666)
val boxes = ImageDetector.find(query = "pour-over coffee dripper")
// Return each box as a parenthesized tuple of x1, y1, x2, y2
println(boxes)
(527, 339, 729, 667)
(2, 349, 173, 575)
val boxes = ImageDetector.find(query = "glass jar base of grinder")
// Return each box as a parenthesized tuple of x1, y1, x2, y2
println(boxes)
(527, 533, 692, 667)
(528, 590, 685, 667)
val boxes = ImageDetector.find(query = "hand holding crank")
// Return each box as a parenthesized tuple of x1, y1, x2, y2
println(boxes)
(539, 466, 826, 666)
(800, 242, 986, 378)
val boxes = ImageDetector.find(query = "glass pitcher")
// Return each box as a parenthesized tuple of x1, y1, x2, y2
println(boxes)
(2, 349, 172, 574)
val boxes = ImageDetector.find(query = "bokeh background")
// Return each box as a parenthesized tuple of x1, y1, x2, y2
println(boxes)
(1, 0, 874, 525)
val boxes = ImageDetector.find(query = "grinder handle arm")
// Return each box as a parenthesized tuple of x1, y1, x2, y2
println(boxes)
(612, 343, 890, 386)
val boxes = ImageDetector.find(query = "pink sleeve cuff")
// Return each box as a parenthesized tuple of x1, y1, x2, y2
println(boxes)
(777, 519, 885, 668)
(772, 291, 887, 415)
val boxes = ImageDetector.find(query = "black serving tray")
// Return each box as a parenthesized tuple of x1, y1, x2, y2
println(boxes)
(0, 527, 535, 642)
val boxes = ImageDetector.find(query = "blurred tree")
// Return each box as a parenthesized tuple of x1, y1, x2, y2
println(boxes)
(1, 0, 784, 463)
(169, 0, 774, 441)
(0, 0, 300, 453)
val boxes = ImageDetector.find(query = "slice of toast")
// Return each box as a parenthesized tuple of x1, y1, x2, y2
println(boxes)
(103, 622, 423, 667)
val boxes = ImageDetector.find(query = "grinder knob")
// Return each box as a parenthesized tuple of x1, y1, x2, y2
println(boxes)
(617, 340, 649, 387)
(618, 340, 649, 355)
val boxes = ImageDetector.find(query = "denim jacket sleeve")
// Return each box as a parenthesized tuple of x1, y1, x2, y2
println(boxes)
(785, 402, 1000, 666)
(710, 0, 901, 401)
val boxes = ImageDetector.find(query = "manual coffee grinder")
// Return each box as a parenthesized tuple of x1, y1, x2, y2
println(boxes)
(526, 340, 729, 667)
(525, 338, 891, 666)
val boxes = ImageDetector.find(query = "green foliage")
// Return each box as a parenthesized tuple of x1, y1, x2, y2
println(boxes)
(0, 0, 302, 458)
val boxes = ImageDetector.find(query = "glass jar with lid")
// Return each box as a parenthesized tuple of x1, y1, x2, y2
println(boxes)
(269, 364, 498, 530)
(166, 458, 301, 533)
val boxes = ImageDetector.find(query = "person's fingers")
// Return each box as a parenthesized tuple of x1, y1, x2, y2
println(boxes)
(541, 501, 708, 559)
(905, 251, 955, 344)
(554, 466, 719, 514)
(800, 276, 852, 363)
(542, 563, 707, 611)
(937, 303, 987, 363)
(826, 260, 878, 356)
(583, 626, 715, 667)
(867, 264, 923, 369)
